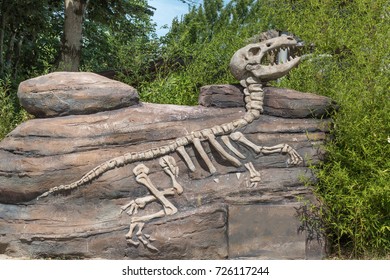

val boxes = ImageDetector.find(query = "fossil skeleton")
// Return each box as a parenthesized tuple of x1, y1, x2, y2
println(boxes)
(37, 35, 303, 250)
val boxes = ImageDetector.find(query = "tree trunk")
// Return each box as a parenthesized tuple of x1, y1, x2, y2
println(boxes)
(0, 13, 6, 76)
(13, 35, 23, 79)
(5, 31, 16, 70)
(58, 0, 85, 72)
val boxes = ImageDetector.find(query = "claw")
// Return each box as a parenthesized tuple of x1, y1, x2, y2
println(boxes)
(126, 238, 140, 247)
(281, 143, 303, 165)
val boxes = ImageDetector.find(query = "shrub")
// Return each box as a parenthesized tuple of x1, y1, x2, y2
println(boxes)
(0, 78, 29, 140)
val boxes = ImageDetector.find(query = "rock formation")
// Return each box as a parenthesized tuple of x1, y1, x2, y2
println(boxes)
(0, 84, 333, 259)
(17, 72, 139, 118)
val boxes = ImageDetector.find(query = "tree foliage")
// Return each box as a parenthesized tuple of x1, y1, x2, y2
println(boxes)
(0, 0, 156, 136)
(257, 0, 389, 258)
(0, 0, 155, 82)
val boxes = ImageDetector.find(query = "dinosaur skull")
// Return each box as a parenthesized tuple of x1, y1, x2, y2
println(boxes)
(230, 35, 301, 82)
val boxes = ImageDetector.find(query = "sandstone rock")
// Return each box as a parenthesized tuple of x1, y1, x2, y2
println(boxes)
(0, 89, 330, 259)
(17, 72, 139, 118)
(229, 204, 325, 259)
(199, 84, 244, 108)
(199, 84, 337, 118)
(263, 87, 338, 118)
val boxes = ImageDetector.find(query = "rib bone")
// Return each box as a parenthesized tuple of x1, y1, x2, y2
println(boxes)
(203, 130, 241, 167)
(193, 137, 217, 174)
(176, 146, 196, 172)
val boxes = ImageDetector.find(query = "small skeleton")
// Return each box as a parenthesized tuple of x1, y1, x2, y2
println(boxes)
(36, 35, 304, 251)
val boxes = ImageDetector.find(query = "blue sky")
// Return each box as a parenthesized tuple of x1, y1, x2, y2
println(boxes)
(149, 0, 229, 37)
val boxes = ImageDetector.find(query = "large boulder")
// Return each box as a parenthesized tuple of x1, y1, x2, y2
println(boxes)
(199, 84, 337, 118)
(17, 72, 139, 118)
(0, 85, 331, 259)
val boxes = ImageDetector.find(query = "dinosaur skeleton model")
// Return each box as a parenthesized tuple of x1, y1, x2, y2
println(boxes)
(37, 35, 303, 250)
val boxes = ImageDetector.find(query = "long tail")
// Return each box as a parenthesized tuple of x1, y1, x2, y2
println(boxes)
(37, 138, 186, 199)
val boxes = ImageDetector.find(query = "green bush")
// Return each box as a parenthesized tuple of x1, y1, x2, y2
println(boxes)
(0, 78, 29, 140)
(265, 0, 390, 258)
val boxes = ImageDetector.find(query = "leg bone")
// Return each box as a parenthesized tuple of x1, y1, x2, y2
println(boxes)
(133, 164, 178, 216)
(230, 132, 261, 153)
(230, 132, 303, 165)
(221, 136, 246, 159)
(160, 156, 183, 194)
(121, 188, 176, 215)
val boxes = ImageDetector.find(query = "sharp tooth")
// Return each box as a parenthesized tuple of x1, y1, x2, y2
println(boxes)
(289, 56, 293, 61)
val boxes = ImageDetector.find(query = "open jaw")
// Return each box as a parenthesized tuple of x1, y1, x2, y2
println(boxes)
(250, 43, 301, 82)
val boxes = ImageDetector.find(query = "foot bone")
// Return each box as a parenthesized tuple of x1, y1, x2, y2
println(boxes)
(244, 162, 261, 188)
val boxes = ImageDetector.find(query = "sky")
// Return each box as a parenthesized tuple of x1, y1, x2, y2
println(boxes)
(149, 0, 229, 37)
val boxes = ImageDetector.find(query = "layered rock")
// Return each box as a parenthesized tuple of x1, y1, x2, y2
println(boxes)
(17, 72, 139, 118)
(0, 84, 334, 259)
(199, 84, 337, 118)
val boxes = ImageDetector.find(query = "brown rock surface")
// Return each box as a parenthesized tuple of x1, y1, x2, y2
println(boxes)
(199, 84, 337, 118)
(17, 72, 139, 118)
(199, 84, 244, 108)
(0, 86, 332, 259)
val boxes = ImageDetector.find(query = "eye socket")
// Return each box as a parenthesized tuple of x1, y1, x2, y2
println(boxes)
(248, 47, 261, 57)
(266, 42, 272, 47)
